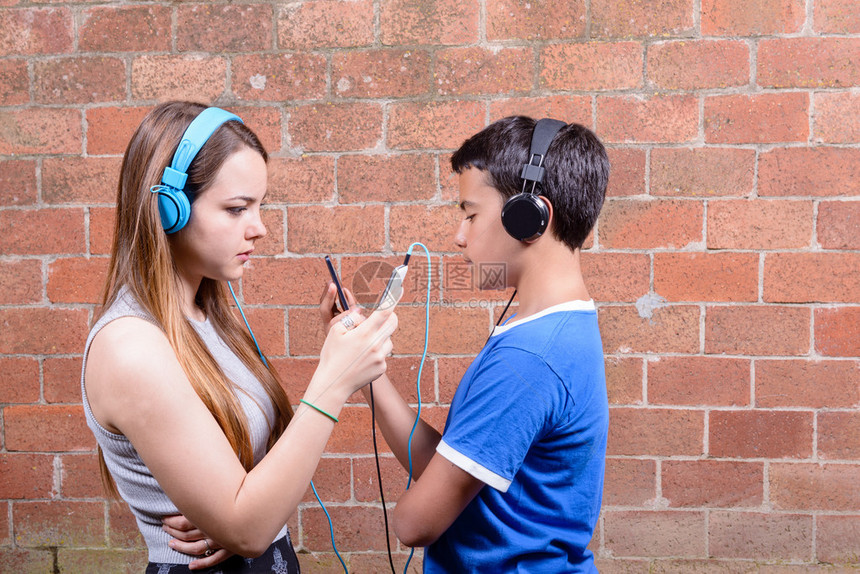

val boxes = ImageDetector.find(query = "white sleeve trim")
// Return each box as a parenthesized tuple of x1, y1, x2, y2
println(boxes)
(436, 439, 512, 493)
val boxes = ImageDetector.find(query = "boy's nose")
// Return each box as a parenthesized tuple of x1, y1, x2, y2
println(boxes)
(453, 222, 467, 248)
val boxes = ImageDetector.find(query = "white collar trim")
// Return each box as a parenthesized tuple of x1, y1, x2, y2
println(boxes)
(491, 299, 595, 337)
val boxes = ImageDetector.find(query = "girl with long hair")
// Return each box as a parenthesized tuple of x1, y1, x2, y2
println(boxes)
(81, 101, 397, 572)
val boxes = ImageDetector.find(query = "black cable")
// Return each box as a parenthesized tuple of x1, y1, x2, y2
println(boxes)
(369, 382, 397, 574)
(485, 289, 518, 345)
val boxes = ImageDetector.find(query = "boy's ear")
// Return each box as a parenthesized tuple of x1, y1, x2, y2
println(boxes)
(523, 196, 554, 244)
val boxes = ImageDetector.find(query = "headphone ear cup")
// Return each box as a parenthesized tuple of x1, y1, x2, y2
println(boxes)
(155, 187, 191, 234)
(501, 193, 549, 241)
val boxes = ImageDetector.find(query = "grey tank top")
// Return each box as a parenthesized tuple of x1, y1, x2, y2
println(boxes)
(80, 287, 288, 564)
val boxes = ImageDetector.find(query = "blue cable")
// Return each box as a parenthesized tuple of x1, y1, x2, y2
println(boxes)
(229, 281, 348, 573)
(402, 242, 431, 573)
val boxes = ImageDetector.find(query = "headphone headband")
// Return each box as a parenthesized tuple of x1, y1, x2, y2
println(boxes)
(520, 118, 567, 195)
(153, 107, 243, 234)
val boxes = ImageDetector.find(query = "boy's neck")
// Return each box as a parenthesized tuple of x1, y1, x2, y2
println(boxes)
(509, 244, 590, 321)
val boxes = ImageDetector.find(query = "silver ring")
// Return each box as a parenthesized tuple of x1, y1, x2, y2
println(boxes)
(203, 539, 214, 557)
(340, 315, 356, 330)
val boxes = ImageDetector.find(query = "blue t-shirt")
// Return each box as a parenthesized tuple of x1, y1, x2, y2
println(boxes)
(425, 301, 608, 573)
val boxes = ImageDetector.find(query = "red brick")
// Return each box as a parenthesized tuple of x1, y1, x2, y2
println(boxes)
(233, 54, 327, 102)
(0, 108, 81, 154)
(232, 307, 286, 357)
(214, 105, 281, 155)
(278, 0, 373, 49)
(592, 0, 695, 37)
(0, 501, 8, 545)
(390, 204, 460, 253)
(44, 356, 83, 404)
(816, 92, 860, 144)
(647, 40, 749, 90)
(372, 355, 436, 405)
(0, 453, 54, 499)
(771, 463, 860, 511)
(338, 154, 435, 203)
(654, 252, 758, 303)
(818, 201, 860, 249)
(289, 103, 383, 152)
(651, 148, 755, 197)
(439, 356, 471, 403)
(604, 510, 705, 557)
(349, 553, 423, 572)
(303, 504, 394, 551)
(85, 106, 150, 156)
(487, 0, 585, 40)
(708, 199, 814, 249)
(42, 157, 121, 204)
(286, 307, 327, 356)
(0, 7, 73, 56)
(287, 205, 385, 253)
(0, 159, 38, 206)
(57, 549, 149, 573)
(541, 43, 642, 91)
(759, 38, 860, 89)
(0, 208, 85, 255)
(705, 305, 810, 356)
(108, 501, 146, 549)
(663, 460, 763, 508)
(705, 93, 809, 144)
(391, 306, 488, 355)
(603, 458, 655, 506)
(0, 548, 53, 572)
(5, 405, 94, 452)
(436, 47, 533, 96)
(819, 411, 860, 460)
(177, 4, 272, 52)
(34, 57, 125, 105)
(381, 0, 479, 45)
(709, 410, 812, 459)
(581, 252, 649, 303)
(89, 207, 115, 255)
(489, 96, 593, 127)
(0, 259, 41, 305)
(815, 307, 860, 357)
(598, 199, 702, 249)
(756, 360, 859, 408)
(649, 356, 750, 407)
(353, 455, 410, 503)
(254, 209, 284, 256)
(13, 500, 105, 547)
(817, 516, 860, 564)
(0, 358, 40, 403)
(603, 148, 645, 197)
(702, 0, 805, 35)
(79, 5, 171, 52)
(303, 457, 351, 503)
(131, 55, 227, 102)
(332, 49, 431, 98)
(0, 58, 28, 105)
(604, 356, 643, 404)
(607, 407, 704, 456)
(765, 253, 860, 303)
(709, 511, 812, 560)
(47, 257, 108, 304)
(598, 95, 698, 143)
(60, 454, 101, 498)
(815, 0, 860, 33)
(0, 308, 89, 355)
(267, 156, 335, 204)
(759, 147, 860, 197)
(388, 101, 485, 150)
(244, 258, 330, 306)
(601, 305, 700, 355)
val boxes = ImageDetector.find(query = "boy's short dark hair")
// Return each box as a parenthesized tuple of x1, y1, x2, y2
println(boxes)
(451, 116, 609, 251)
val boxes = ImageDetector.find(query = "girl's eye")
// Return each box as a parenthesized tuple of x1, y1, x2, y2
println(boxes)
(227, 207, 247, 215)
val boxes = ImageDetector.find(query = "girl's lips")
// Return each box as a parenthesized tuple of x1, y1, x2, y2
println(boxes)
(237, 250, 253, 262)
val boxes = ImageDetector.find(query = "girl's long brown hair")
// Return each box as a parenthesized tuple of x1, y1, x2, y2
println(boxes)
(96, 101, 293, 495)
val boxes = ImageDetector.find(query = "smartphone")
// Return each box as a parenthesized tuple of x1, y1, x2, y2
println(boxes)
(324, 255, 350, 311)
(377, 264, 408, 310)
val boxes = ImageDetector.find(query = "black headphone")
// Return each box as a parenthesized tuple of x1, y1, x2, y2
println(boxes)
(500, 118, 567, 241)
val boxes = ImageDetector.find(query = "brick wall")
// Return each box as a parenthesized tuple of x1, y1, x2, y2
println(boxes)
(1, 0, 858, 571)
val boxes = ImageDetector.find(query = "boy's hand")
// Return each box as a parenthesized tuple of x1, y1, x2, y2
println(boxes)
(162, 514, 232, 570)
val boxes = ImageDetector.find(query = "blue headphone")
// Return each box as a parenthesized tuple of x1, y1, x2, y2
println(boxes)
(151, 107, 243, 234)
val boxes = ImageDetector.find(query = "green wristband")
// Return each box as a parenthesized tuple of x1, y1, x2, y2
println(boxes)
(300, 399, 338, 423)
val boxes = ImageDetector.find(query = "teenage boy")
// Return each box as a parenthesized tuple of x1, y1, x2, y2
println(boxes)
(324, 116, 610, 572)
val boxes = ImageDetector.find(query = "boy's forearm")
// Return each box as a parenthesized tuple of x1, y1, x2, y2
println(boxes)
(362, 374, 440, 478)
